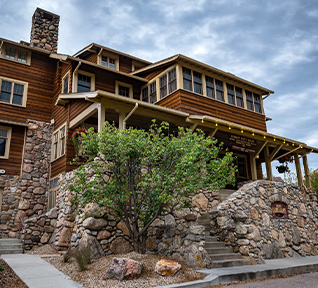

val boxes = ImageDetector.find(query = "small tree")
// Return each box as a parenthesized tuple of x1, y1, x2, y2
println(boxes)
(309, 169, 318, 196)
(70, 122, 236, 253)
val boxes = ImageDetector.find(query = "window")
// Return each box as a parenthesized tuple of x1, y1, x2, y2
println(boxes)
(142, 87, 149, 102)
(1, 44, 31, 65)
(246, 90, 254, 111)
(236, 156, 248, 179)
(160, 74, 167, 99)
(48, 177, 59, 210)
(0, 77, 27, 107)
(116, 81, 133, 98)
(0, 126, 12, 159)
(98, 52, 118, 70)
(62, 72, 70, 94)
(150, 82, 157, 103)
(182, 67, 192, 91)
(52, 123, 67, 161)
(193, 72, 202, 94)
(74, 70, 95, 93)
(206, 76, 215, 98)
(227, 84, 235, 105)
(168, 68, 177, 93)
(236, 87, 244, 108)
(118, 85, 130, 97)
(254, 94, 261, 113)
(215, 80, 224, 101)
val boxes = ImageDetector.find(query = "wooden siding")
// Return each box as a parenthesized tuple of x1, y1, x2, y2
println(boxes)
(0, 125, 25, 176)
(119, 56, 132, 73)
(157, 90, 267, 131)
(0, 53, 57, 123)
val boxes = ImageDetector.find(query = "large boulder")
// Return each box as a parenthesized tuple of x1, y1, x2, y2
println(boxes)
(103, 258, 142, 281)
(57, 227, 72, 247)
(109, 237, 134, 254)
(84, 203, 106, 218)
(82, 217, 107, 230)
(154, 259, 181, 276)
(192, 193, 208, 210)
(78, 232, 104, 259)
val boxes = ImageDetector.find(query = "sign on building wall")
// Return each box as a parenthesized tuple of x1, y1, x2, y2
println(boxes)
(229, 135, 256, 153)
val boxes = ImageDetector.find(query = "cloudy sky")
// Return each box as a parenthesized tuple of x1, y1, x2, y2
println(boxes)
(1, 0, 318, 175)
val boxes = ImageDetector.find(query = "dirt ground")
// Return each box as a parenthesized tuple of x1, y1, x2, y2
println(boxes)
(0, 259, 27, 288)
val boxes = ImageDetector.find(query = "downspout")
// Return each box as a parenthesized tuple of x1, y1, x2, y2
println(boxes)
(72, 61, 82, 92)
(123, 103, 138, 129)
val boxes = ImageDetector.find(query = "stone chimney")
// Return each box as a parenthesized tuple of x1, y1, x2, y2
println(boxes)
(30, 8, 60, 53)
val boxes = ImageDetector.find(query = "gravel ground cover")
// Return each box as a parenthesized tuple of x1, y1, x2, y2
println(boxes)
(27, 245, 205, 288)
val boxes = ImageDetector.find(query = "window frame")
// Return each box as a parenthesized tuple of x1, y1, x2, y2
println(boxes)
(149, 81, 157, 104)
(98, 52, 119, 70)
(215, 79, 224, 102)
(48, 177, 59, 210)
(206, 76, 215, 99)
(62, 71, 70, 94)
(168, 67, 177, 94)
(115, 81, 133, 98)
(51, 123, 67, 162)
(0, 125, 12, 159)
(0, 43, 31, 65)
(73, 70, 95, 93)
(0, 76, 28, 107)
(159, 74, 167, 99)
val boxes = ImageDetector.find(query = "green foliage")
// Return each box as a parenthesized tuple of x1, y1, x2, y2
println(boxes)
(63, 248, 72, 263)
(0, 265, 4, 271)
(73, 246, 91, 271)
(69, 121, 236, 252)
(309, 169, 318, 195)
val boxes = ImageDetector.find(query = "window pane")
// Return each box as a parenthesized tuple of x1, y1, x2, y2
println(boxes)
(101, 56, 108, 67)
(150, 82, 156, 103)
(109, 58, 115, 69)
(5, 47, 15, 60)
(0, 138, 6, 156)
(77, 74, 91, 92)
(12, 83, 24, 105)
(168, 68, 177, 93)
(193, 71, 202, 94)
(118, 85, 130, 97)
(246, 90, 254, 110)
(17, 51, 27, 62)
(142, 87, 148, 102)
(215, 80, 224, 101)
(63, 76, 69, 94)
(160, 74, 167, 99)
(227, 84, 235, 104)
(182, 68, 192, 80)
(0, 81, 12, 103)
(1, 81, 12, 92)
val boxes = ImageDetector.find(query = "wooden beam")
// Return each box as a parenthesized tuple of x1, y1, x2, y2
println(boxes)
(70, 102, 99, 129)
(209, 128, 218, 138)
(250, 154, 257, 180)
(269, 144, 283, 161)
(294, 153, 304, 187)
(273, 146, 301, 161)
(264, 144, 273, 181)
(190, 123, 198, 131)
(255, 140, 268, 158)
(303, 154, 311, 188)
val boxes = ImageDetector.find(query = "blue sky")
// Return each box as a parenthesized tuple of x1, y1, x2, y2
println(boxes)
(1, 0, 318, 175)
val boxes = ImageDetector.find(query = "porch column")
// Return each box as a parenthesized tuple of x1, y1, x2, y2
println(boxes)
(250, 154, 257, 180)
(294, 153, 304, 187)
(98, 103, 106, 132)
(302, 154, 311, 188)
(264, 144, 273, 181)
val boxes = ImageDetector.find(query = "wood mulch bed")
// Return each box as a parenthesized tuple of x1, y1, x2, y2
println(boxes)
(0, 258, 27, 288)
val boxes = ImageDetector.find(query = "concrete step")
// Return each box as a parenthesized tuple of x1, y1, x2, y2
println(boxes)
(0, 248, 23, 254)
(209, 253, 244, 261)
(205, 241, 226, 248)
(0, 238, 22, 244)
(0, 238, 23, 254)
(211, 258, 252, 268)
(205, 246, 234, 254)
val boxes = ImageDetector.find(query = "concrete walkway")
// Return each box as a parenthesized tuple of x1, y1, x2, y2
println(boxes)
(155, 255, 318, 288)
(2, 254, 83, 288)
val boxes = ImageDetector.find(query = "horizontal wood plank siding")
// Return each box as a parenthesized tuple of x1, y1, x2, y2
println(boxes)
(119, 56, 132, 73)
(0, 125, 25, 175)
(157, 90, 267, 131)
(0, 53, 57, 123)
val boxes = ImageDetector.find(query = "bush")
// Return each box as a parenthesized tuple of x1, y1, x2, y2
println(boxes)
(73, 246, 91, 271)
(63, 248, 72, 263)
(0, 265, 4, 271)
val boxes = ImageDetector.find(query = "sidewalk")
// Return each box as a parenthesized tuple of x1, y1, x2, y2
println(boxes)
(155, 255, 318, 288)
(2, 254, 83, 288)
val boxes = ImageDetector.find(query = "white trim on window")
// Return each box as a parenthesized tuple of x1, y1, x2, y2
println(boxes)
(115, 81, 133, 98)
(72, 70, 95, 93)
(0, 125, 12, 159)
(0, 76, 28, 107)
(97, 51, 119, 70)
(62, 71, 70, 94)
(51, 122, 67, 161)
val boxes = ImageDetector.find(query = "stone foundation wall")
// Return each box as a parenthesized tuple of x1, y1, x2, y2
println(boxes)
(0, 120, 52, 246)
(213, 180, 318, 263)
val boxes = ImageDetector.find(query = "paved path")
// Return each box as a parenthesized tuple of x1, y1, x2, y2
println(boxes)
(2, 254, 83, 288)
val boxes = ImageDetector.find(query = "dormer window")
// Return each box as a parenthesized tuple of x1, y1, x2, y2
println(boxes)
(98, 52, 119, 70)
(1, 44, 31, 65)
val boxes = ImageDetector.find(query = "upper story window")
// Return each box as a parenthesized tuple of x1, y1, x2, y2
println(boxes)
(182, 67, 203, 95)
(150, 82, 157, 104)
(246, 90, 262, 113)
(160, 74, 167, 99)
(52, 123, 66, 161)
(142, 87, 148, 102)
(206, 76, 215, 98)
(98, 52, 119, 70)
(193, 72, 202, 94)
(0, 77, 28, 107)
(227, 84, 235, 105)
(73, 70, 95, 93)
(168, 68, 177, 93)
(236, 87, 244, 108)
(1, 44, 31, 65)
(0, 126, 12, 159)
(182, 67, 192, 91)
(62, 72, 70, 94)
(215, 80, 224, 101)
(116, 81, 133, 98)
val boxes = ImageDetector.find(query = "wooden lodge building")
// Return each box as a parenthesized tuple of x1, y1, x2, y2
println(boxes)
(0, 7, 317, 229)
